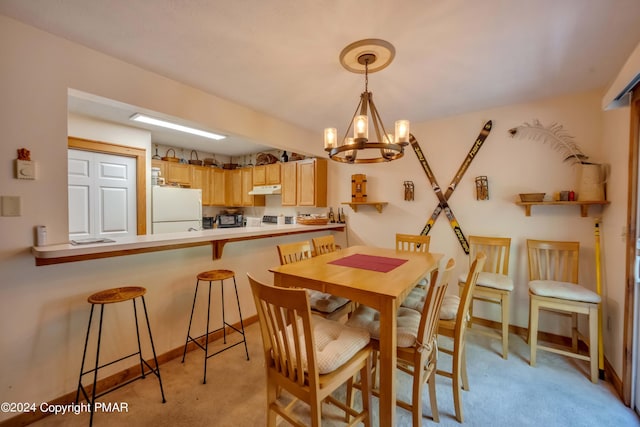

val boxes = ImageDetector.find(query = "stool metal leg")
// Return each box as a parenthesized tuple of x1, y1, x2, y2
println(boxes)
(182, 279, 200, 363)
(75, 304, 95, 405)
(140, 296, 166, 403)
(89, 304, 105, 426)
(232, 276, 250, 361)
(203, 281, 213, 384)
(132, 298, 145, 379)
(221, 279, 227, 344)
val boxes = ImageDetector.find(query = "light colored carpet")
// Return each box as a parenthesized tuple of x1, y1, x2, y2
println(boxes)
(29, 322, 639, 426)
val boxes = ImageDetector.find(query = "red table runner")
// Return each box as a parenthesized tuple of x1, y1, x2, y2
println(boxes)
(328, 253, 408, 273)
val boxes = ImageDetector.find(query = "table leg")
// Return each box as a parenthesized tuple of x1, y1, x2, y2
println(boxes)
(377, 298, 397, 427)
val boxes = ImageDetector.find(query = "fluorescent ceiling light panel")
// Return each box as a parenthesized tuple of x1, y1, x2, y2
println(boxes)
(130, 113, 226, 140)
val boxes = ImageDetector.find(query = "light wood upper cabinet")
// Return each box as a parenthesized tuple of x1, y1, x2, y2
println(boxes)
(281, 162, 297, 206)
(241, 167, 265, 206)
(224, 168, 265, 207)
(166, 162, 191, 186)
(225, 169, 243, 206)
(151, 159, 191, 186)
(266, 163, 281, 184)
(253, 163, 281, 185)
(210, 168, 226, 206)
(281, 158, 327, 207)
(151, 159, 167, 180)
(253, 165, 266, 185)
(191, 165, 211, 205)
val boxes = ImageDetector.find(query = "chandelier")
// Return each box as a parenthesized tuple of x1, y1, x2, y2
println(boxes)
(324, 39, 409, 164)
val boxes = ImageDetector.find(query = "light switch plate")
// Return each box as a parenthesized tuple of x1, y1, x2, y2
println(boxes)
(1, 196, 22, 216)
(15, 159, 35, 180)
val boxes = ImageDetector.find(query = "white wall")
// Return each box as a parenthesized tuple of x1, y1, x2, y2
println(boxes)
(0, 14, 633, 418)
(328, 89, 608, 336)
(0, 15, 319, 419)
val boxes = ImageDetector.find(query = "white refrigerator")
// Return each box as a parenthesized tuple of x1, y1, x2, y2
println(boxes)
(152, 187, 202, 234)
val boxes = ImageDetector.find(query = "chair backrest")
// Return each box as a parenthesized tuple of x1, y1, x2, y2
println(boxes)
(396, 233, 431, 253)
(456, 252, 487, 335)
(468, 235, 511, 275)
(527, 239, 579, 283)
(247, 273, 318, 387)
(418, 257, 455, 350)
(277, 240, 313, 265)
(312, 235, 337, 256)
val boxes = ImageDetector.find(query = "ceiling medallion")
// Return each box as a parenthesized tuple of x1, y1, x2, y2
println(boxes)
(324, 39, 409, 164)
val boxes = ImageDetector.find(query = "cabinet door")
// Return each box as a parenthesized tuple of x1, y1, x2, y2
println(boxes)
(166, 162, 191, 186)
(151, 159, 167, 181)
(252, 165, 266, 185)
(191, 166, 211, 205)
(281, 162, 297, 206)
(241, 167, 265, 206)
(266, 163, 281, 184)
(210, 168, 226, 206)
(297, 159, 327, 207)
(297, 160, 316, 206)
(225, 169, 242, 206)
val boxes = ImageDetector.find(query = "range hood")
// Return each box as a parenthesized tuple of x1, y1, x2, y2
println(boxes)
(248, 184, 282, 195)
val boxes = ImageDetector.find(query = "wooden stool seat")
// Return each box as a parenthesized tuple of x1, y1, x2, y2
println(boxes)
(87, 286, 146, 304)
(196, 269, 235, 282)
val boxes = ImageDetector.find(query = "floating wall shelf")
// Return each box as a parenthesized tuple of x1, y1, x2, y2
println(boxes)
(342, 201, 388, 213)
(515, 200, 610, 217)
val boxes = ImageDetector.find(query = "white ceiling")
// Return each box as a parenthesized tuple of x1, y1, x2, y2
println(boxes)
(2, 0, 640, 156)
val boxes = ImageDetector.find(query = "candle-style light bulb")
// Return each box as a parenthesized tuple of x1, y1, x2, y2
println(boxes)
(324, 128, 337, 150)
(354, 115, 368, 140)
(395, 120, 410, 143)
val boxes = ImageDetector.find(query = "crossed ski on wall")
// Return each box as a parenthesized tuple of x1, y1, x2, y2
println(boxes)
(410, 120, 492, 254)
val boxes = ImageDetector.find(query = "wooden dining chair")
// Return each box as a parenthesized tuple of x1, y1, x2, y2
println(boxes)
(437, 252, 486, 423)
(397, 233, 431, 293)
(457, 235, 513, 359)
(396, 233, 431, 253)
(247, 274, 373, 427)
(527, 239, 601, 383)
(311, 234, 341, 256)
(276, 240, 352, 321)
(345, 257, 455, 426)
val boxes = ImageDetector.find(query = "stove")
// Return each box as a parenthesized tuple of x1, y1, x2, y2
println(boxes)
(262, 215, 294, 225)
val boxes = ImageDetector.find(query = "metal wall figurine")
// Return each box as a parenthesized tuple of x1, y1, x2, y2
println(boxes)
(403, 181, 414, 201)
(475, 176, 489, 200)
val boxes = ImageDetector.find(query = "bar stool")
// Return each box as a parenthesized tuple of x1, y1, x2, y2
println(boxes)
(182, 269, 249, 384)
(75, 286, 166, 426)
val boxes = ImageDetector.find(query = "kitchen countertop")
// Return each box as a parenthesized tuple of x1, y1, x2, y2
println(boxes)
(32, 223, 346, 266)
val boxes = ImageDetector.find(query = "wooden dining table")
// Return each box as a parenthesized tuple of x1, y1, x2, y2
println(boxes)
(269, 244, 442, 426)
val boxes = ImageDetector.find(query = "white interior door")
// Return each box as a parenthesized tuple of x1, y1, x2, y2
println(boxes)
(68, 149, 136, 239)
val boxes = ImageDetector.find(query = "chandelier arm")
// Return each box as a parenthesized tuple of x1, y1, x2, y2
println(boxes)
(368, 95, 389, 143)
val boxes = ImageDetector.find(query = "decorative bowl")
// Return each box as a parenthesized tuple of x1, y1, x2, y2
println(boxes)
(519, 193, 545, 202)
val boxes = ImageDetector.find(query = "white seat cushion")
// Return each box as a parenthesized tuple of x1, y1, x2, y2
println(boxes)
(457, 271, 514, 291)
(308, 290, 350, 314)
(283, 315, 370, 374)
(345, 305, 422, 348)
(401, 289, 460, 320)
(440, 295, 460, 320)
(529, 280, 601, 303)
(401, 287, 427, 311)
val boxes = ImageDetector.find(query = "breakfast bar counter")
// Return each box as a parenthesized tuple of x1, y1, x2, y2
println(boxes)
(32, 223, 345, 266)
